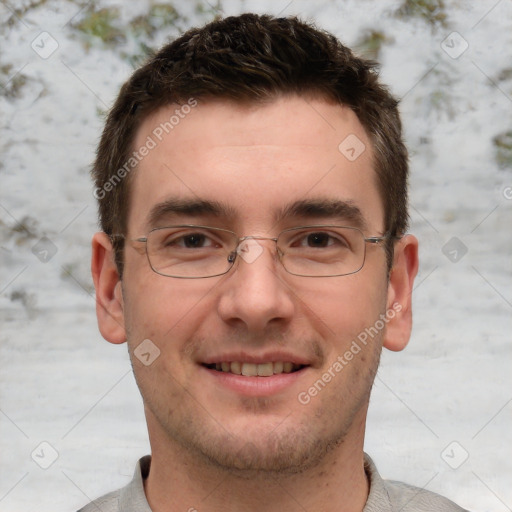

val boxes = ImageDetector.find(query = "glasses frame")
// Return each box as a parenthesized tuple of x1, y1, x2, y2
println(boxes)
(111, 224, 393, 279)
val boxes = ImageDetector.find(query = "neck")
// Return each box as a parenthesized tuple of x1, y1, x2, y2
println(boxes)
(144, 412, 369, 512)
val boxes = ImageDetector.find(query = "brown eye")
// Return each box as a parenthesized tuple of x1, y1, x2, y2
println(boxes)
(306, 232, 331, 247)
(182, 234, 208, 248)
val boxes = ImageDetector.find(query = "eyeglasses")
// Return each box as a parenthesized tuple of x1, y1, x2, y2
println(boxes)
(113, 225, 391, 279)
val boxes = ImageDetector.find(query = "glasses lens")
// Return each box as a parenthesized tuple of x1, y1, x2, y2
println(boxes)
(278, 226, 365, 277)
(147, 226, 237, 278)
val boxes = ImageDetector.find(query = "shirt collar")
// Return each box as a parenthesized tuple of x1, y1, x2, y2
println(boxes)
(118, 455, 152, 512)
(118, 453, 390, 511)
(363, 453, 393, 511)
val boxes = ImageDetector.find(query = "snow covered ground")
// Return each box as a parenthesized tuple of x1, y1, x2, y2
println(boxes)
(1, 1, 511, 511)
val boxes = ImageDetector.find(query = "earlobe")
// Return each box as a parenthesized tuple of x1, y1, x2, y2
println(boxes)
(91, 232, 126, 344)
(382, 234, 419, 352)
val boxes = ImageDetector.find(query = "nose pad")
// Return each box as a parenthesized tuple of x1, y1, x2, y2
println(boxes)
(226, 237, 281, 273)
(237, 238, 265, 264)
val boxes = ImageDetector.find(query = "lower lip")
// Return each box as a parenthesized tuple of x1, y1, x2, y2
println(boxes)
(200, 365, 308, 397)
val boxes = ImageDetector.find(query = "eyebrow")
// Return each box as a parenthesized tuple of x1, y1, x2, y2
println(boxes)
(147, 198, 236, 228)
(146, 197, 367, 231)
(275, 198, 368, 230)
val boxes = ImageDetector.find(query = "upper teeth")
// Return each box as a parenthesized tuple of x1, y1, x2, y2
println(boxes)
(214, 362, 300, 376)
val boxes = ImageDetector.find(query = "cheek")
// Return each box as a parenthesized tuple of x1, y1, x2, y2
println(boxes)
(123, 274, 219, 352)
(297, 272, 388, 346)
(123, 279, 217, 400)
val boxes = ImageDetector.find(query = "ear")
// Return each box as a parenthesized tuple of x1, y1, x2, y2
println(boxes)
(382, 234, 419, 352)
(91, 232, 126, 344)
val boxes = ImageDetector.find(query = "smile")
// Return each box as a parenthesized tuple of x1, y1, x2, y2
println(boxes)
(204, 361, 305, 376)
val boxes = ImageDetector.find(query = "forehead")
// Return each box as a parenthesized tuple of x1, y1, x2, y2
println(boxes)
(128, 95, 383, 234)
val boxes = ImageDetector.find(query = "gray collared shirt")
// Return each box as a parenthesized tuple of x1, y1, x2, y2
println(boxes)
(77, 454, 468, 511)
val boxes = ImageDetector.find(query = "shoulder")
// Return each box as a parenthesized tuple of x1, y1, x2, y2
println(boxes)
(364, 453, 469, 512)
(75, 455, 151, 512)
(76, 489, 120, 512)
(383, 479, 469, 511)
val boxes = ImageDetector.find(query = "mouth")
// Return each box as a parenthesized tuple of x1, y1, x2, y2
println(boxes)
(203, 361, 306, 376)
(199, 352, 312, 397)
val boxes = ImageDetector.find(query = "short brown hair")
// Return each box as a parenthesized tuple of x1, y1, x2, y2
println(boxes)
(92, 13, 409, 276)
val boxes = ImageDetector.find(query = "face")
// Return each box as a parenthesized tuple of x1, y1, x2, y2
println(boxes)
(95, 95, 417, 475)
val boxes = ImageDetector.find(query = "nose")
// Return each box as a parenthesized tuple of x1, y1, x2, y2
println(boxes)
(217, 238, 295, 332)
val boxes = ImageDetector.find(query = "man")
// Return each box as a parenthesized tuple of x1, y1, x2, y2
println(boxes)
(83, 13, 467, 512)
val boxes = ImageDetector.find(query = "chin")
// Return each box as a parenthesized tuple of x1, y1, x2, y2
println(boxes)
(172, 415, 350, 478)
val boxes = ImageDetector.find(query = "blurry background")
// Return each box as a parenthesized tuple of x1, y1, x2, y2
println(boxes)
(1, 1, 511, 510)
